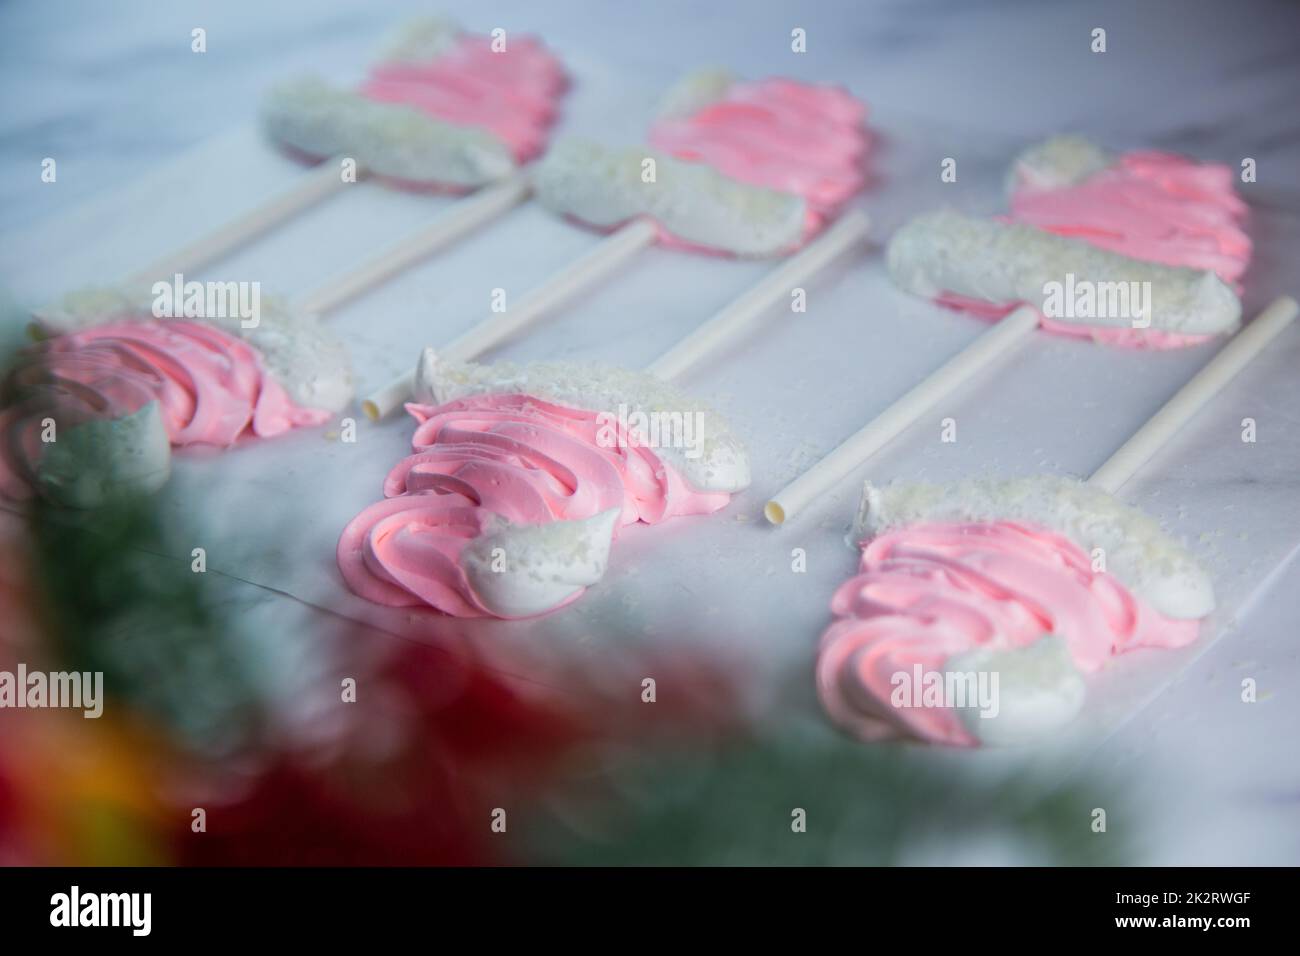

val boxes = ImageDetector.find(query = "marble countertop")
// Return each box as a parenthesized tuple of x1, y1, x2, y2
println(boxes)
(2, 0, 1298, 864)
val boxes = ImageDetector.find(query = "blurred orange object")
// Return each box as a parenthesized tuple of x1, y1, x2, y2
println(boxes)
(0, 510, 173, 865)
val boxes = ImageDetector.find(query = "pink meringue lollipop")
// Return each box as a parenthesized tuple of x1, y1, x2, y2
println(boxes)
(46, 320, 327, 446)
(31, 288, 352, 438)
(339, 212, 870, 618)
(644, 71, 868, 245)
(890, 135, 1249, 350)
(124, 18, 568, 287)
(768, 137, 1254, 526)
(0, 349, 171, 508)
(338, 369, 741, 618)
(262, 16, 565, 191)
(810, 294, 1296, 747)
(7, 287, 354, 507)
(536, 67, 869, 254)
(1008, 140, 1250, 288)
(361, 69, 872, 419)
(525, 69, 867, 258)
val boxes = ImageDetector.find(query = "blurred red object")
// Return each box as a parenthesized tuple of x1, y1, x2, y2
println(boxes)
(172, 630, 741, 866)
(171, 641, 585, 865)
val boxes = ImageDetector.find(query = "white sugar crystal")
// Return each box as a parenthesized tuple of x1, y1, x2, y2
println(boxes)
(949, 636, 1087, 746)
(462, 508, 619, 618)
(533, 138, 805, 257)
(1005, 134, 1114, 194)
(261, 76, 514, 188)
(887, 209, 1241, 335)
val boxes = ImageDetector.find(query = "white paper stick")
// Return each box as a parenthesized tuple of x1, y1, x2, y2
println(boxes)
(1088, 294, 1299, 494)
(296, 174, 532, 316)
(362, 217, 659, 419)
(645, 211, 871, 381)
(440, 217, 658, 361)
(360, 373, 415, 423)
(764, 303, 1041, 525)
(127, 159, 352, 285)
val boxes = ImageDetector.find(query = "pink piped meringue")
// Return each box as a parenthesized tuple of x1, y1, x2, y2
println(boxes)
(360, 33, 566, 165)
(818, 520, 1200, 747)
(891, 138, 1250, 349)
(649, 77, 869, 235)
(338, 392, 735, 619)
(262, 19, 567, 190)
(533, 72, 870, 257)
(46, 320, 330, 448)
(1003, 148, 1251, 347)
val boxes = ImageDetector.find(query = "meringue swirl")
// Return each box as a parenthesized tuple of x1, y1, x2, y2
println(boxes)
(359, 32, 566, 164)
(648, 77, 869, 240)
(817, 520, 1200, 747)
(0, 348, 171, 506)
(48, 320, 331, 447)
(1011, 150, 1250, 283)
(263, 22, 566, 189)
(338, 393, 734, 618)
(937, 147, 1251, 349)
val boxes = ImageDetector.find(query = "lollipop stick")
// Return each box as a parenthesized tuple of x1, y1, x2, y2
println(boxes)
(646, 211, 870, 381)
(296, 174, 532, 316)
(1088, 295, 1298, 494)
(361, 374, 414, 423)
(127, 159, 352, 285)
(362, 218, 659, 419)
(440, 218, 657, 362)
(764, 303, 1041, 525)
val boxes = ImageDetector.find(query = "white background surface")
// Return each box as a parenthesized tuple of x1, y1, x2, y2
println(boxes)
(1, 0, 1298, 864)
